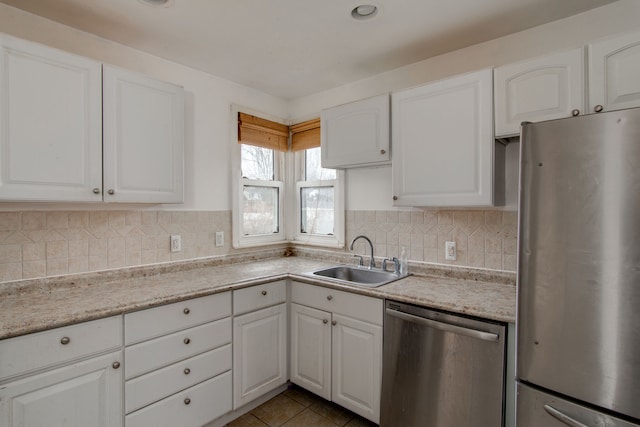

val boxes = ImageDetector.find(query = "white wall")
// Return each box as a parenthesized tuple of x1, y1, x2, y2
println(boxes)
(290, 0, 640, 211)
(0, 3, 289, 212)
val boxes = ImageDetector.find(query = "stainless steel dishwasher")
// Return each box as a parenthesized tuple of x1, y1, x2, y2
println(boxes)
(380, 300, 506, 427)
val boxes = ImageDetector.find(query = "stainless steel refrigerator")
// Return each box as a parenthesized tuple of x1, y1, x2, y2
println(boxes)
(517, 107, 640, 426)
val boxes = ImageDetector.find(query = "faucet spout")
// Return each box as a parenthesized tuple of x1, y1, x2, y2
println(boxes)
(349, 235, 375, 269)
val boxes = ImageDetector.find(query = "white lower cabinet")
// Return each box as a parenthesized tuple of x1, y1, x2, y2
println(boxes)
(0, 317, 123, 427)
(124, 292, 232, 427)
(290, 282, 383, 423)
(232, 281, 287, 409)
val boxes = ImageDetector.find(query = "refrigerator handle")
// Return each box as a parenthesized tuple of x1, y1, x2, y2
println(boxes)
(543, 404, 589, 427)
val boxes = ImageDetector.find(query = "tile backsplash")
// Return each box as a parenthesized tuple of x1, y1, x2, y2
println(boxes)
(0, 208, 518, 282)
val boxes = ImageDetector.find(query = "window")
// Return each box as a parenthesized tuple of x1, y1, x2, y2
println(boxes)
(233, 111, 286, 247)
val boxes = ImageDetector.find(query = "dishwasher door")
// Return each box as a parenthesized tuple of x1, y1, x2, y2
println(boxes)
(380, 300, 506, 427)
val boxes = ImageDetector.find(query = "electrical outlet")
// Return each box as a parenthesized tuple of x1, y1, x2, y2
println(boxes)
(445, 241, 456, 261)
(170, 235, 182, 253)
(215, 231, 224, 247)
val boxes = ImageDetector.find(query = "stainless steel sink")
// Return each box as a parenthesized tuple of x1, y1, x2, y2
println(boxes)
(307, 265, 407, 288)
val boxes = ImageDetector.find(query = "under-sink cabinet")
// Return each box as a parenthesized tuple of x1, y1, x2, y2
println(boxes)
(0, 316, 123, 427)
(290, 281, 383, 423)
(123, 292, 232, 427)
(232, 281, 288, 409)
(0, 33, 184, 203)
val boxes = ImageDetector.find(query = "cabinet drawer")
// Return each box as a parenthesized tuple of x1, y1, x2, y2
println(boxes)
(125, 344, 231, 414)
(0, 316, 121, 381)
(125, 292, 230, 345)
(125, 371, 232, 427)
(291, 282, 382, 325)
(233, 280, 286, 315)
(125, 317, 231, 379)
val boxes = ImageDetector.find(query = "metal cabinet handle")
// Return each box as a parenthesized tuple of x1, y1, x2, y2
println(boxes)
(60, 337, 70, 345)
(385, 308, 499, 342)
(571, 109, 580, 117)
(183, 308, 190, 315)
(543, 404, 589, 427)
(261, 290, 267, 296)
(112, 362, 121, 369)
(183, 338, 191, 345)
(184, 398, 191, 405)
(184, 368, 191, 375)
(393, 196, 398, 201)
(380, 149, 386, 155)
(323, 319, 328, 324)
(327, 295, 333, 301)
(332, 320, 337, 326)
(92, 188, 100, 194)
(594, 104, 604, 113)
(107, 189, 115, 195)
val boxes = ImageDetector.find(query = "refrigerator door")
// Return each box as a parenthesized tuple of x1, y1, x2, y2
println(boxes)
(518, 108, 640, 420)
(517, 383, 639, 427)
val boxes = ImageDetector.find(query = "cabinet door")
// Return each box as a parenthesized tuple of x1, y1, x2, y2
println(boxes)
(290, 303, 331, 400)
(588, 31, 640, 113)
(0, 351, 123, 427)
(233, 303, 287, 408)
(331, 314, 382, 424)
(392, 69, 494, 207)
(494, 48, 585, 137)
(0, 35, 102, 202)
(321, 94, 390, 168)
(103, 65, 184, 203)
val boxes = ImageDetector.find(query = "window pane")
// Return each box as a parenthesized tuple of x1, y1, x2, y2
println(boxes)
(301, 187, 334, 235)
(305, 147, 336, 181)
(243, 186, 279, 235)
(241, 145, 274, 180)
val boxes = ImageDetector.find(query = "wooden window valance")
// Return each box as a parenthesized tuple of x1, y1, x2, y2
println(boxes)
(238, 112, 289, 151)
(290, 118, 320, 152)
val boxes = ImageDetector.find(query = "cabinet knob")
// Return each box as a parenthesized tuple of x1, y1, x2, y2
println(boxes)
(332, 320, 337, 326)
(571, 109, 580, 117)
(183, 308, 190, 315)
(107, 189, 115, 195)
(184, 398, 191, 405)
(183, 338, 191, 345)
(380, 149, 386, 155)
(184, 368, 191, 375)
(60, 336, 70, 345)
(327, 295, 333, 301)
(594, 104, 604, 113)
(112, 361, 121, 369)
(261, 290, 267, 296)
(92, 188, 100, 194)
(323, 319, 328, 324)
(393, 196, 398, 201)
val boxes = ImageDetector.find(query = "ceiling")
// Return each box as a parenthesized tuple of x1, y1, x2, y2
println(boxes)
(0, 0, 617, 99)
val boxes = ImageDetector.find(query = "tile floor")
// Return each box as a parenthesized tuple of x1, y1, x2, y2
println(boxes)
(225, 384, 379, 427)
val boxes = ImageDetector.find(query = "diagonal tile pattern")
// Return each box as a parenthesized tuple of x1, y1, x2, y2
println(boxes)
(226, 385, 378, 427)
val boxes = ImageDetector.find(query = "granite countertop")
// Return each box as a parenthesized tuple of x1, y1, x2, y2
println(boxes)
(0, 254, 516, 340)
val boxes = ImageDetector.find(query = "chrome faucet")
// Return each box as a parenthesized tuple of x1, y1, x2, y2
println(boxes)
(349, 235, 375, 269)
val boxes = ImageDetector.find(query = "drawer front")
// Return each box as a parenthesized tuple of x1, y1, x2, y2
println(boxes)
(125, 344, 231, 414)
(0, 316, 121, 381)
(233, 280, 286, 315)
(125, 317, 231, 379)
(291, 281, 383, 325)
(126, 371, 232, 427)
(125, 292, 231, 345)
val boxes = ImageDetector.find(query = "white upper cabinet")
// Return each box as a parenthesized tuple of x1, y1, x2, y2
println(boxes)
(588, 31, 640, 113)
(103, 65, 184, 203)
(321, 94, 390, 168)
(391, 68, 494, 207)
(494, 48, 585, 137)
(0, 35, 103, 202)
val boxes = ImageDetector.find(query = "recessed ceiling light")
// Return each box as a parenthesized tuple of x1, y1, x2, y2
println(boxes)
(138, 0, 174, 8)
(351, 4, 379, 20)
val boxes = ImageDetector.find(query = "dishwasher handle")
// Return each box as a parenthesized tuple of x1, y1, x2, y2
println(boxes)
(385, 308, 500, 342)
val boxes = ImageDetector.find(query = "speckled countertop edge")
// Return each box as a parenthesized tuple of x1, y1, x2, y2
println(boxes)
(0, 249, 516, 340)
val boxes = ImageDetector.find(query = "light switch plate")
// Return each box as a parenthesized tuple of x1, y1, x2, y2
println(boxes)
(215, 231, 224, 247)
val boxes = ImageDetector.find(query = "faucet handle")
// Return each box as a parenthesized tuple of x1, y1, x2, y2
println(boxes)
(382, 257, 401, 274)
(353, 254, 364, 266)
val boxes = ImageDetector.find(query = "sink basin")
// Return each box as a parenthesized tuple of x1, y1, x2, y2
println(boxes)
(307, 265, 407, 288)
